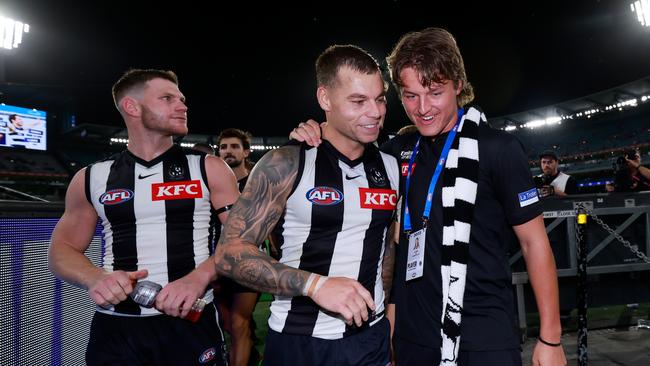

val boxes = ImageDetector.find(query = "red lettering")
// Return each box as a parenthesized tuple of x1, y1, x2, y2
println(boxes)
(358, 188, 397, 210)
(151, 180, 203, 201)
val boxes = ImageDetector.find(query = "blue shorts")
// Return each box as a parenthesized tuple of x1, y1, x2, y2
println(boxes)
(263, 317, 390, 366)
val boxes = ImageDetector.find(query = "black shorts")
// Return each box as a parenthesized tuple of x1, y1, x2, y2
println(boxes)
(263, 317, 390, 366)
(86, 303, 227, 366)
(393, 335, 521, 366)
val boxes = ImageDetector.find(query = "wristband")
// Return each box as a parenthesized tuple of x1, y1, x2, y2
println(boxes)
(538, 336, 562, 347)
(311, 276, 328, 297)
(302, 273, 319, 296)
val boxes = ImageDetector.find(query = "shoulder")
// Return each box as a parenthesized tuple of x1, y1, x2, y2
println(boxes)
(258, 144, 302, 165)
(380, 131, 419, 159)
(204, 154, 233, 174)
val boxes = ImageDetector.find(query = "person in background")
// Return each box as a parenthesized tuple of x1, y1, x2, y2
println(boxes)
(535, 150, 579, 197)
(215, 128, 261, 366)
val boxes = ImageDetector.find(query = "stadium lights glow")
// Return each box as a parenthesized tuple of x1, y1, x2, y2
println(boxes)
(251, 145, 281, 150)
(631, 0, 650, 27)
(504, 94, 650, 132)
(0, 15, 29, 50)
(523, 116, 563, 129)
(109, 138, 283, 151)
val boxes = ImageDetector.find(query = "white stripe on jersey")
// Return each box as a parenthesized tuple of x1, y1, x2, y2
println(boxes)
(89, 150, 213, 315)
(269, 146, 398, 339)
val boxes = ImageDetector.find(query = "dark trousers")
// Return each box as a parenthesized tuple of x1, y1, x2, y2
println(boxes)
(394, 335, 522, 366)
(263, 317, 390, 366)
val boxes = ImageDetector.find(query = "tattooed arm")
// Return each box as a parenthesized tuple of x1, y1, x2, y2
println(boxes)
(382, 221, 397, 304)
(214, 145, 375, 325)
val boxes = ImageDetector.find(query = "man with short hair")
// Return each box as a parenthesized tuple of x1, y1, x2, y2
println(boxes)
(536, 150, 578, 197)
(49, 69, 238, 365)
(215, 44, 398, 366)
(215, 127, 259, 366)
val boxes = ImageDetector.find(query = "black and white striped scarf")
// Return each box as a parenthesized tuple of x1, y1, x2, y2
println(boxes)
(440, 106, 485, 365)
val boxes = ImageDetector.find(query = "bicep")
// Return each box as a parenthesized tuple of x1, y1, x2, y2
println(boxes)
(205, 156, 240, 223)
(512, 215, 547, 254)
(220, 146, 300, 246)
(50, 169, 99, 253)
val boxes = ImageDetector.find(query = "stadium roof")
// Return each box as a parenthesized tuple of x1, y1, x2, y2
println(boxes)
(490, 76, 650, 129)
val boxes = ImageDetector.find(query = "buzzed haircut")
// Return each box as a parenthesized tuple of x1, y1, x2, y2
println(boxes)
(315, 45, 382, 88)
(112, 69, 178, 109)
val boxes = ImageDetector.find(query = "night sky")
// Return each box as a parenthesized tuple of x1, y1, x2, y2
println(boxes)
(2, 0, 650, 136)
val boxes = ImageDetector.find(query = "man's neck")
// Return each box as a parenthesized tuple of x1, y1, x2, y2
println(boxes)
(126, 130, 174, 161)
(322, 124, 365, 160)
(231, 164, 249, 181)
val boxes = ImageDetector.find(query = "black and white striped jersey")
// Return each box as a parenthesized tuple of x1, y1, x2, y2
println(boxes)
(269, 141, 399, 339)
(85, 145, 215, 316)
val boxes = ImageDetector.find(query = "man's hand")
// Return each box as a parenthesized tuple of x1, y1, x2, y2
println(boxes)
(531, 341, 567, 366)
(88, 269, 148, 308)
(310, 277, 375, 327)
(625, 156, 641, 169)
(289, 119, 325, 147)
(155, 271, 208, 318)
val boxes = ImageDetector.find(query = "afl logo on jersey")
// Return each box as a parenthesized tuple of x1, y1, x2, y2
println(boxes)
(198, 347, 216, 363)
(99, 189, 134, 205)
(306, 186, 343, 206)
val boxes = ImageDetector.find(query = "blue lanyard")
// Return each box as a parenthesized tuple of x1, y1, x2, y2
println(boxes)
(403, 108, 463, 232)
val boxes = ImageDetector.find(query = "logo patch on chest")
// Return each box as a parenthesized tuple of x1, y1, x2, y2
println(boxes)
(152, 180, 203, 201)
(99, 189, 134, 205)
(306, 186, 343, 205)
(401, 163, 416, 176)
(359, 188, 397, 210)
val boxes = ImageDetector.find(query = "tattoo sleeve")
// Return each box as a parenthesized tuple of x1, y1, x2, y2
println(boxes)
(214, 145, 310, 297)
(382, 222, 397, 304)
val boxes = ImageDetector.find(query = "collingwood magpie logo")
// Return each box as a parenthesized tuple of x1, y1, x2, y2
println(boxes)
(167, 164, 185, 180)
(369, 168, 387, 187)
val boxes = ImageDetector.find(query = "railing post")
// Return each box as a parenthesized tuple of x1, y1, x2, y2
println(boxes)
(576, 207, 588, 366)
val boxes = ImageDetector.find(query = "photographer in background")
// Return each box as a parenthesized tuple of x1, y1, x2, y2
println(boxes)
(608, 148, 650, 192)
(534, 150, 578, 197)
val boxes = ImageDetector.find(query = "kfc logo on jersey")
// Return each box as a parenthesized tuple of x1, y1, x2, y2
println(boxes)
(151, 180, 203, 201)
(306, 186, 344, 206)
(99, 189, 134, 205)
(359, 188, 397, 210)
(401, 163, 416, 176)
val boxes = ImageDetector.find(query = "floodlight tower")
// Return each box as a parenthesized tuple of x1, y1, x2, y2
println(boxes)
(0, 14, 30, 82)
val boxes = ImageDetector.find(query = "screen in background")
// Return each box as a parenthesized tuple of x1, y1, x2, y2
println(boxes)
(0, 104, 47, 151)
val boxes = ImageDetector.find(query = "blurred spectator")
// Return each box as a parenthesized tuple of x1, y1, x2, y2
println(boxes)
(534, 150, 578, 197)
(608, 148, 650, 192)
